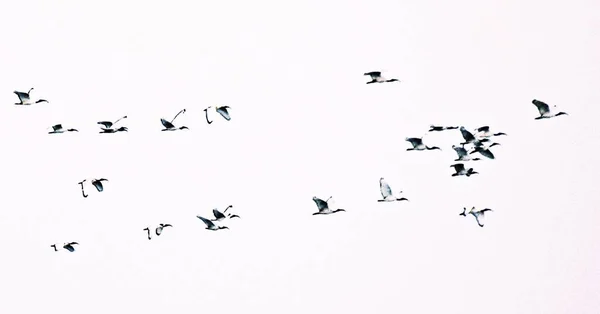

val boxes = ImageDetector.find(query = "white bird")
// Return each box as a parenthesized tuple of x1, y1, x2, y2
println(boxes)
(78, 178, 108, 198)
(62, 242, 79, 252)
(14, 88, 48, 105)
(532, 99, 568, 120)
(474, 126, 507, 140)
(452, 145, 481, 161)
(378, 178, 409, 202)
(197, 215, 229, 231)
(48, 124, 78, 134)
(405, 137, 441, 151)
(312, 196, 346, 215)
(450, 163, 478, 177)
(364, 71, 399, 84)
(203, 106, 231, 124)
(460, 207, 493, 227)
(98, 116, 128, 133)
(161, 109, 189, 131)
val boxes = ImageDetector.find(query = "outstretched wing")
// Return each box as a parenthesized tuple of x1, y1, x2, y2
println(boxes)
(471, 211, 486, 227)
(92, 180, 104, 192)
(14, 91, 30, 103)
(379, 179, 392, 198)
(161, 118, 174, 129)
(532, 99, 550, 115)
(476, 148, 495, 160)
(52, 124, 63, 131)
(460, 128, 475, 142)
(313, 197, 329, 211)
(197, 215, 215, 228)
(212, 209, 226, 220)
(216, 106, 231, 121)
(453, 146, 467, 158)
(97, 121, 113, 128)
(452, 163, 465, 172)
(406, 137, 423, 147)
(364, 71, 381, 79)
(476, 126, 490, 133)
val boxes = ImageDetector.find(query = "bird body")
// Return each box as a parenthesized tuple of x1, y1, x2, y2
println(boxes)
(78, 178, 108, 198)
(364, 71, 399, 84)
(48, 124, 78, 134)
(14, 88, 48, 105)
(405, 137, 441, 151)
(469, 143, 500, 159)
(378, 178, 408, 202)
(460, 207, 492, 227)
(474, 126, 507, 139)
(429, 125, 459, 132)
(197, 215, 229, 230)
(532, 99, 568, 120)
(161, 109, 188, 131)
(450, 163, 478, 177)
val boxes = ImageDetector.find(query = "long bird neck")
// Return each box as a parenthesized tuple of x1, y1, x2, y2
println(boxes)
(28, 88, 33, 95)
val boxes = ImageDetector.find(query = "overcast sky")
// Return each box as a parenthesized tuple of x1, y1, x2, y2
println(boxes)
(1, 0, 599, 313)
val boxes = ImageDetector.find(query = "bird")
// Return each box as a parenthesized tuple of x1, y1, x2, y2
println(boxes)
(469, 143, 500, 159)
(156, 223, 173, 236)
(161, 109, 189, 131)
(474, 126, 507, 139)
(364, 71, 399, 84)
(78, 178, 108, 197)
(460, 207, 493, 227)
(428, 125, 459, 132)
(378, 178, 409, 202)
(98, 116, 128, 133)
(197, 215, 229, 231)
(532, 99, 568, 120)
(459, 126, 488, 146)
(63, 242, 79, 252)
(211, 205, 239, 221)
(450, 163, 478, 177)
(48, 124, 78, 134)
(14, 88, 48, 105)
(312, 196, 346, 215)
(452, 145, 481, 162)
(204, 106, 232, 124)
(405, 137, 441, 151)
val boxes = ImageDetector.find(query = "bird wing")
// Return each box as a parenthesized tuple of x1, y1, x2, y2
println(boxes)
(313, 197, 329, 211)
(406, 137, 423, 147)
(197, 215, 215, 228)
(452, 164, 465, 172)
(379, 179, 392, 198)
(364, 71, 381, 79)
(471, 211, 485, 227)
(52, 124, 63, 131)
(14, 91, 29, 102)
(460, 128, 475, 142)
(476, 126, 490, 133)
(161, 118, 174, 129)
(453, 146, 467, 157)
(213, 209, 226, 220)
(532, 99, 550, 115)
(97, 121, 113, 128)
(477, 148, 495, 160)
(216, 106, 231, 120)
(92, 180, 104, 192)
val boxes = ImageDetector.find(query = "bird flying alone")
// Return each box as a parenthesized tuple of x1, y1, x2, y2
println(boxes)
(14, 88, 48, 105)
(405, 137, 441, 151)
(460, 207, 493, 227)
(532, 99, 568, 120)
(48, 124, 78, 134)
(378, 178, 409, 202)
(312, 196, 346, 215)
(161, 109, 189, 131)
(203, 106, 231, 124)
(450, 163, 478, 177)
(364, 71, 399, 84)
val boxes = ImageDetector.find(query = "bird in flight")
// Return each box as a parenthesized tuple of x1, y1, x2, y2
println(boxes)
(14, 88, 48, 105)
(364, 71, 399, 84)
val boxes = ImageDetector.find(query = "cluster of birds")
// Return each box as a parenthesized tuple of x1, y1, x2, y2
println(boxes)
(15, 70, 568, 253)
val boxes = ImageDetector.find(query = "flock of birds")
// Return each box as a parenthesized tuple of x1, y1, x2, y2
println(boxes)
(14, 70, 569, 253)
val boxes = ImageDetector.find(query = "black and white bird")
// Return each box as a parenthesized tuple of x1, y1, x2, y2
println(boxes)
(364, 71, 399, 84)
(459, 126, 488, 146)
(405, 137, 441, 151)
(161, 109, 189, 131)
(144, 224, 173, 240)
(460, 207, 493, 227)
(211, 205, 239, 221)
(78, 178, 108, 198)
(450, 163, 478, 177)
(429, 125, 459, 132)
(452, 145, 481, 162)
(469, 143, 500, 159)
(378, 178, 409, 202)
(474, 126, 507, 140)
(48, 124, 78, 134)
(62, 242, 79, 252)
(204, 106, 231, 124)
(197, 215, 229, 231)
(312, 196, 346, 215)
(14, 88, 48, 105)
(98, 116, 128, 133)
(532, 99, 568, 120)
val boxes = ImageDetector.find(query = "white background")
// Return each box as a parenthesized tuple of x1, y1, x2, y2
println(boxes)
(0, 0, 599, 313)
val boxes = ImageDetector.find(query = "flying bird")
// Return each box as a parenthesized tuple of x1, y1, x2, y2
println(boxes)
(474, 126, 507, 139)
(63, 242, 79, 252)
(364, 71, 399, 84)
(14, 88, 48, 105)
(312, 196, 346, 215)
(211, 205, 239, 221)
(78, 178, 108, 198)
(161, 109, 189, 131)
(428, 125, 459, 132)
(532, 99, 568, 120)
(452, 145, 481, 161)
(197, 215, 229, 231)
(450, 163, 478, 177)
(469, 143, 500, 159)
(459, 126, 488, 146)
(405, 137, 441, 151)
(98, 116, 128, 133)
(203, 106, 231, 124)
(460, 207, 493, 227)
(378, 178, 408, 202)
(48, 124, 78, 134)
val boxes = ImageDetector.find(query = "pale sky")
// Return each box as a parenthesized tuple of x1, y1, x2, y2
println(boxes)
(1, 0, 599, 313)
